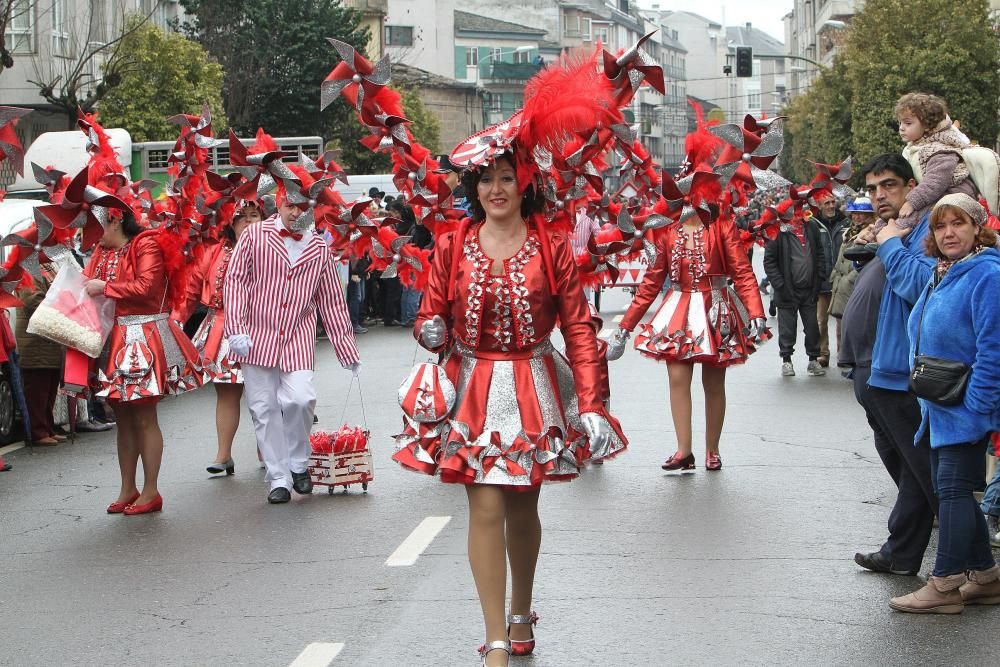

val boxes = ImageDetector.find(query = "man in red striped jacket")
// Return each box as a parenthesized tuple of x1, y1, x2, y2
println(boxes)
(224, 193, 360, 504)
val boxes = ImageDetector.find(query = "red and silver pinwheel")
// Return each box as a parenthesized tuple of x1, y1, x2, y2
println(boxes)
(616, 206, 672, 265)
(371, 234, 423, 280)
(167, 103, 223, 150)
(0, 107, 32, 176)
(299, 149, 349, 185)
(661, 169, 721, 225)
(33, 165, 135, 251)
(228, 129, 297, 200)
(321, 38, 391, 112)
(710, 115, 788, 191)
(809, 157, 855, 200)
(281, 176, 341, 231)
(602, 31, 666, 106)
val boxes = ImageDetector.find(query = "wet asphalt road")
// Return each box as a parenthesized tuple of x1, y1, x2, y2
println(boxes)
(2, 285, 998, 666)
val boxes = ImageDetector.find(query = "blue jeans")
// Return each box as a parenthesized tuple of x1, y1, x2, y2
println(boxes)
(982, 454, 1000, 517)
(347, 277, 365, 327)
(401, 287, 421, 325)
(931, 438, 997, 576)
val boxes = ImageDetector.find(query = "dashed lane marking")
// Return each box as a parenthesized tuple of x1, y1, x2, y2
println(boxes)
(385, 516, 452, 567)
(289, 642, 344, 667)
(598, 329, 613, 340)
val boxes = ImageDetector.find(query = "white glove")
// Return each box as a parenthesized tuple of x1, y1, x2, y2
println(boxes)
(606, 327, 630, 361)
(580, 412, 612, 460)
(228, 334, 251, 357)
(347, 360, 362, 376)
(747, 317, 768, 344)
(419, 315, 447, 348)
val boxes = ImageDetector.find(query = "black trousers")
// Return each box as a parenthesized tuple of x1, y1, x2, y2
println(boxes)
(853, 365, 937, 571)
(776, 300, 820, 359)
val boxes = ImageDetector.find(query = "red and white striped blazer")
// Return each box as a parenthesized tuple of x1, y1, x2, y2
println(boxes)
(224, 216, 359, 372)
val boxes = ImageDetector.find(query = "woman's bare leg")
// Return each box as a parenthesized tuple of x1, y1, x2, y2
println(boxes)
(667, 362, 695, 456)
(466, 484, 510, 666)
(112, 403, 140, 503)
(702, 365, 727, 454)
(505, 486, 541, 642)
(213, 383, 243, 464)
(131, 402, 163, 504)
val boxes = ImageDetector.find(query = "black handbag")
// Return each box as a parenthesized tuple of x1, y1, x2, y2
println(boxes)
(909, 284, 971, 406)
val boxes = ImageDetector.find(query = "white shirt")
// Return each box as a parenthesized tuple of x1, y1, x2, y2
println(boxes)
(273, 216, 312, 264)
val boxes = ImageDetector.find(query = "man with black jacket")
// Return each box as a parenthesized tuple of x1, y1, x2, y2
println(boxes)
(763, 204, 829, 377)
(814, 192, 849, 367)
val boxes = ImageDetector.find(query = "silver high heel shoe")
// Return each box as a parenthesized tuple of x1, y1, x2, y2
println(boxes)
(477, 639, 511, 666)
(206, 458, 235, 475)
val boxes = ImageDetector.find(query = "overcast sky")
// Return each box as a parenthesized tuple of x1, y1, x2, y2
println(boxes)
(638, 0, 793, 43)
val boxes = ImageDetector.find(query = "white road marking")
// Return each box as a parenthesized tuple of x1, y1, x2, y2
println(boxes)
(613, 314, 624, 323)
(289, 642, 344, 667)
(0, 441, 25, 456)
(385, 516, 451, 567)
(598, 329, 613, 340)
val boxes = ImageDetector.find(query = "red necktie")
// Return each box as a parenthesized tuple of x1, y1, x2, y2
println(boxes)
(279, 228, 303, 242)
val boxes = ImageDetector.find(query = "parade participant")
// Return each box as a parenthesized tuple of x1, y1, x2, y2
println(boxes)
(848, 154, 937, 578)
(84, 211, 206, 515)
(889, 194, 1000, 613)
(762, 203, 828, 378)
(607, 194, 767, 471)
(173, 201, 263, 475)
(223, 171, 360, 505)
(394, 154, 623, 667)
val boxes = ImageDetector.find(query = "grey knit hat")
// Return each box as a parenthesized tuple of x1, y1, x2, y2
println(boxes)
(933, 193, 987, 227)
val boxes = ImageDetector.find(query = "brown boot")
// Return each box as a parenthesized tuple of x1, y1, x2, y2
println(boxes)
(889, 573, 966, 614)
(960, 565, 1000, 605)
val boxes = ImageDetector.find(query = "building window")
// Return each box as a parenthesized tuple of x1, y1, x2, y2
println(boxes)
(747, 92, 761, 109)
(581, 18, 591, 40)
(3, 0, 34, 53)
(490, 47, 502, 63)
(593, 24, 610, 46)
(465, 47, 478, 67)
(488, 93, 502, 113)
(513, 49, 530, 64)
(385, 25, 414, 47)
(51, 0, 70, 57)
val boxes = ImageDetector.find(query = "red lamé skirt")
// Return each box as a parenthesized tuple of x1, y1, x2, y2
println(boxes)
(634, 277, 770, 367)
(393, 338, 627, 487)
(190, 308, 243, 384)
(95, 312, 206, 403)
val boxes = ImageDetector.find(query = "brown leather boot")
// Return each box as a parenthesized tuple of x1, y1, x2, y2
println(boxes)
(889, 573, 966, 614)
(960, 565, 1000, 605)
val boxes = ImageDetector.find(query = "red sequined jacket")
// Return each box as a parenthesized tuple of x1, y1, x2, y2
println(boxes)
(172, 242, 234, 323)
(85, 232, 168, 317)
(415, 221, 605, 414)
(620, 217, 765, 331)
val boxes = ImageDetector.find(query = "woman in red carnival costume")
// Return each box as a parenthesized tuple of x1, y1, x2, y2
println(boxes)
(607, 125, 770, 473)
(390, 52, 629, 667)
(173, 200, 263, 475)
(84, 210, 206, 515)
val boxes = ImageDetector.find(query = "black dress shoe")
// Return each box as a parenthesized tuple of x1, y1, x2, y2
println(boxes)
(853, 551, 918, 576)
(267, 487, 291, 504)
(291, 471, 314, 495)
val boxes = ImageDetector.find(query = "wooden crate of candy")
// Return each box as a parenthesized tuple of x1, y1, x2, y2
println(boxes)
(307, 426, 373, 494)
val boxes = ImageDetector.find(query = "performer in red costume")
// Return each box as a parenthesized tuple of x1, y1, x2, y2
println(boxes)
(174, 200, 264, 475)
(84, 212, 206, 515)
(224, 167, 360, 505)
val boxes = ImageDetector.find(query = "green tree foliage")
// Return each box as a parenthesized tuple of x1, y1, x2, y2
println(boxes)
(179, 0, 370, 168)
(338, 86, 443, 174)
(98, 19, 226, 142)
(782, 0, 999, 183)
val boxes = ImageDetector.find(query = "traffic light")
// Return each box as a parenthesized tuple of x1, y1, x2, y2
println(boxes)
(735, 46, 753, 77)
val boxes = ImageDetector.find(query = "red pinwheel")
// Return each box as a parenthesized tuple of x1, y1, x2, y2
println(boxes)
(661, 169, 721, 224)
(553, 130, 606, 200)
(299, 149, 348, 185)
(33, 165, 135, 251)
(321, 38, 391, 112)
(330, 199, 379, 255)
(615, 206, 672, 265)
(602, 31, 666, 106)
(280, 176, 343, 231)
(31, 162, 68, 197)
(710, 115, 788, 191)
(206, 170, 247, 198)
(808, 157, 855, 201)
(359, 103, 412, 153)
(408, 179, 459, 231)
(227, 129, 297, 200)
(0, 107, 32, 176)
(450, 111, 523, 170)
(0, 264, 25, 309)
(166, 104, 222, 150)
(584, 227, 631, 285)
(391, 154, 431, 198)
(369, 227, 423, 281)
(1, 211, 72, 281)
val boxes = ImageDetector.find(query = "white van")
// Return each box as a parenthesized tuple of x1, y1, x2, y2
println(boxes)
(7, 129, 132, 198)
(333, 174, 402, 203)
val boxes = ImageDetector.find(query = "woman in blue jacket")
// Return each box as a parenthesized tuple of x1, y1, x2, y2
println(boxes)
(890, 194, 1000, 614)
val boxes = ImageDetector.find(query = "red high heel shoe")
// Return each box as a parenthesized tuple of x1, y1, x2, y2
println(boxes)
(661, 452, 695, 471)
(123, 494, 163, 515)
(706, 452, 722, 471)
(507, 611, 539, 656)
(107, 491, 140, 514)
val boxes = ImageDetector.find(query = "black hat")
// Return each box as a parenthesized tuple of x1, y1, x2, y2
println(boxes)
(434, 154, 461, 174)
(368, 186, 385, 198)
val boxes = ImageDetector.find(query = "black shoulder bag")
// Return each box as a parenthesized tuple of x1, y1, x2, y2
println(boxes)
(909, 283, 971, 406)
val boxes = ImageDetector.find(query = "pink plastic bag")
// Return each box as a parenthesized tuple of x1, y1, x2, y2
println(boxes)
(26, 262, 116, 358)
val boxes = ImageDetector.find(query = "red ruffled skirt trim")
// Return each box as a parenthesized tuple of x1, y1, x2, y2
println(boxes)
(634, 280, 770, 367)
(191, 309, 243, 384)
(392, 340, 627, 487)
(95, 313, 207, 403)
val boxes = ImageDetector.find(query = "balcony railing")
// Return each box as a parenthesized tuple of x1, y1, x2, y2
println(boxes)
(485, 62, 543, 82)
(664, 66, 686, 80)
